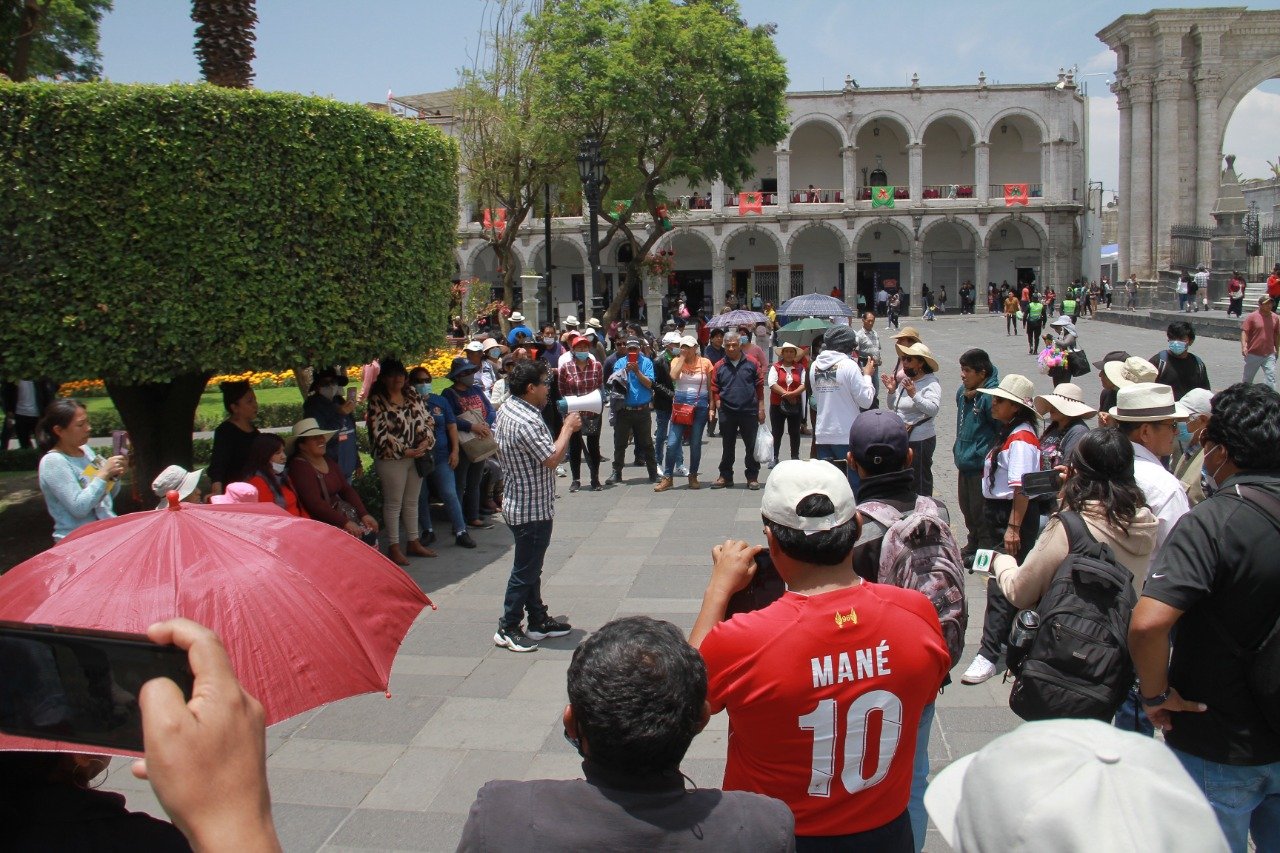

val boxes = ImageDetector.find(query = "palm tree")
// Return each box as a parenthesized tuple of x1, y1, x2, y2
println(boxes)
(191, 0, 257, 89)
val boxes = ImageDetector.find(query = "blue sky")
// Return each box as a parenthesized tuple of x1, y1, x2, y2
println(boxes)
(100, 0, 1280, 194)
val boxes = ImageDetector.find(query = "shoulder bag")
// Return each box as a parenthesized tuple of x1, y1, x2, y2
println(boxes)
(457, 410, 499, 462)
(672, 368, 703, 426)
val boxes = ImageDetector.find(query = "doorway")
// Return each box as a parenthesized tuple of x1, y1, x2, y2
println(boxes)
(856, 262, 901, 315)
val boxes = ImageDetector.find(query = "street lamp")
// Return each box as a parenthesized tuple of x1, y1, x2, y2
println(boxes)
(577, 137, 606, 319)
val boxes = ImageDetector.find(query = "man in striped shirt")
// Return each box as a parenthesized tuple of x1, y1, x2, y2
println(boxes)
(493, 360, 582, 652)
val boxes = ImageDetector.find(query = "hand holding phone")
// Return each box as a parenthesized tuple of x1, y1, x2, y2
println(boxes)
(968, 549, 997, 576)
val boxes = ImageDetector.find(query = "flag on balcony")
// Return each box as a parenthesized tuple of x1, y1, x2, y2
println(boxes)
(738, 191, 763, 215)
(1004, 184, 1030, 206)
(609, 200, 632, 221)
(871, 186, 895, 209)
(482, 207, 507, 236)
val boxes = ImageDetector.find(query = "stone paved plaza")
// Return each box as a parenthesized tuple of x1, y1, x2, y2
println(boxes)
(101, 310, 1252, 851)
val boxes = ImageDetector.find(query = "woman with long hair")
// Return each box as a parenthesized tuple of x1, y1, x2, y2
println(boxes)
(36, 399, 125, 542)
(993, 427, 1157, 607)
(239, 433, 305, 517)
(366, 357, 437, 565)
(207, 380, 259, 498)
(886, 341, 942, 496)
(960, 374, 1042, 686)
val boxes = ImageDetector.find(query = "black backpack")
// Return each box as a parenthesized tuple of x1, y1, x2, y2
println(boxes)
(1009, 511, 1137, 722)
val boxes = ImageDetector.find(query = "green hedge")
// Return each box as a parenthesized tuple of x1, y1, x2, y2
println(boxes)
(0, 448, 43, 471)
(0, 82, 458, 384)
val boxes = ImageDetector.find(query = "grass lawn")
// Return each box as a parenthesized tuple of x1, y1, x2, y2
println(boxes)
(81, 386, 308, 426)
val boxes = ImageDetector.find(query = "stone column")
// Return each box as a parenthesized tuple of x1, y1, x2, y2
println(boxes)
(1128, 78, 1154, 278)
(841, 145, 857, 206)
(776, 148, 791, 213)
(1153, 74, 1183, 272)
(975, 247, 989, 292)
(908, 143, 923, 201)
(845, 249, 859, 307)
(974, 141, 990, 204)
(1040, 142, 1053, 200)
(711, 258, 727, 309)
(909, 240, 923, 313)
(778, 256, 792, 303)
(1115, 85, 1133, 278)
(711, 178, 725, 214)
(1194, 73, 1222, 226)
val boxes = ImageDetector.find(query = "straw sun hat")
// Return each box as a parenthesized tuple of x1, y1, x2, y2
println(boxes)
(1034, 383, 1098, 420)
(977, 373, 1037, 412)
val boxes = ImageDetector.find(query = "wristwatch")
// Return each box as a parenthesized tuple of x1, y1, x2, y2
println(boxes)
(1139, 688, 1170, 707)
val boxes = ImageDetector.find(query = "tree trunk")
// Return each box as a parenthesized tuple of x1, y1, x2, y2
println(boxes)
(603, 258, 647, 327)
(10, 0, 44, 82)
(105, 373, 211, 511)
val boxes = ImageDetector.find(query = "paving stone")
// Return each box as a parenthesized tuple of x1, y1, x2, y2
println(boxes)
(450, 654, 539, 699)
(427, 748, 537, 815)
(327, 808, 466, 852)
(412, 697, 556, 751)
(506, 658, 571, 704)
(268, 739, 407, 775)
(294, 694, 443, 744)
(268, 767, 382, 808)
(361, 748, 468, 812)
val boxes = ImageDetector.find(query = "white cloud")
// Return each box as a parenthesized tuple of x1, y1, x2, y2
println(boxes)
(1088, 94, 1120, 199)
(1224, 90, 1280, 183)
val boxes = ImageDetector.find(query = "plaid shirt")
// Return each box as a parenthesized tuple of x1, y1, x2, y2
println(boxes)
(557, 358, 603, 397)
(495, 396, 557, 525)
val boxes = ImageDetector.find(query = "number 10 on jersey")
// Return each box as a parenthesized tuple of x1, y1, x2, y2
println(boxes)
(797, 690, 904, 797)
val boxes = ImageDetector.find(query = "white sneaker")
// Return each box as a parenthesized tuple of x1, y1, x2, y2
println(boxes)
(960, 655, 997, 684)
(674, 464, 689, 477)
(556, 465, 567, 478)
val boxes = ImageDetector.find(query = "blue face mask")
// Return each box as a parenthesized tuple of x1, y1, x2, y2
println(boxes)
(414, 383, 431, 396)
(573, 351, 589, 361)
(488, 348, 502, 359)
(1168, 340, 1189, 356)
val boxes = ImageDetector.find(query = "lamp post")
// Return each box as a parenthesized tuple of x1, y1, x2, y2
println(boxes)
(577, 137, 605, 320)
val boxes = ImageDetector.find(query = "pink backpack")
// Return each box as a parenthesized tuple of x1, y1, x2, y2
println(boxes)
(858, 497, 968, 667)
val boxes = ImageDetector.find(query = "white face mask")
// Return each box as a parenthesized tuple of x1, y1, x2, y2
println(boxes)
(1201, 443, 1228, 497)
(319, 385, 339, 399)
(271, 461, 287, 475)
(542, 336, 556, 345)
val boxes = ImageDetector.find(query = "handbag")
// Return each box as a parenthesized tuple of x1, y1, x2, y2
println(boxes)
(407, 422, 435, 478)
(1067, 347, 1090, 377)
(672, 370, 703, 426)
(314, 466, 363, 528)
(776, 365, 802, 417)
(457, 410, 499, 462)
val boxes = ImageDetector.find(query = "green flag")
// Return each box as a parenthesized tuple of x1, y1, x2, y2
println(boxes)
(871, 186, 895, 209)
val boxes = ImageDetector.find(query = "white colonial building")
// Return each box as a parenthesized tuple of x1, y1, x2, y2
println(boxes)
(418, 70, 1089, 320)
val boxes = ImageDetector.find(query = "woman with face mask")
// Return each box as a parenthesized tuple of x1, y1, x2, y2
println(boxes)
(537, 324, 564, 367)
(239, 432, 306, 516)
(1173, 388, 1215, 505)
(884, 342, 943, 496)
(302, 366, 360, 482)
(557, 335, 605, 492)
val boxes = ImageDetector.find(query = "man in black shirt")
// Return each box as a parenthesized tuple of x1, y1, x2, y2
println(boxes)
(1130, 382, 1280, 852)
(1151, 320, 1210, 401)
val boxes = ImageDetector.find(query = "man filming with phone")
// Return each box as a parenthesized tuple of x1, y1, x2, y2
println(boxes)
(690, 460, 950, 851)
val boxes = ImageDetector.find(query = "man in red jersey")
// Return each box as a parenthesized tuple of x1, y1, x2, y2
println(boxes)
(690, 459, 949, 851)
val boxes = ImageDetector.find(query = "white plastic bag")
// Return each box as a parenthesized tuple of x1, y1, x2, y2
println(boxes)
(754, 422, 775, 466)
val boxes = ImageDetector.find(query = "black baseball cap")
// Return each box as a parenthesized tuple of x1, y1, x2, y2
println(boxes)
(849, 410, 909, 472)
(1091, 350, 1130, 370)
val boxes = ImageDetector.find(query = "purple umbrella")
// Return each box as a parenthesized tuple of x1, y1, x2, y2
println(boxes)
(706, 309, 770, 329)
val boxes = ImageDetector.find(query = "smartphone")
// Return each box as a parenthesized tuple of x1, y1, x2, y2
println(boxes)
(825, 458, 849, 475)
(1020, 469, 1063, 500)
(0, 621, 193, 752)
(110, 430, 130, 457)
(968, 549, 997, 576)
(346, 387, 357, 404)
(627, 352, 639, 366)
(725, 549, 787, 618)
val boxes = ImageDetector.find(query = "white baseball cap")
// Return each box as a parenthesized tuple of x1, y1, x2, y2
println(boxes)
(925, 719, 1229, 852)
(661, 331, 681, 345)
(760, 460, 856, 534)
(464, 340, 485, 352)
(679, 335, 698, 348)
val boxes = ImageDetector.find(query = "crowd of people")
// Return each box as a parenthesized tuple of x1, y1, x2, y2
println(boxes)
(14, 284, 1280, 852)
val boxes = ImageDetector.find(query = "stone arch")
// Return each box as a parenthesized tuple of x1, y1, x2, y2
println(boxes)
(784, 220, 851, 258)
(920, 216, 981, 246)
(785, 112, 850, 149)
(981, 108, 1049, 144)
(464, 239, 526, 278)
(919, 108, 982, 143)
(716, 224, 784, 266)
(982, 215, 1049, 250)
(656, 225, 717, 258)
(850, 216, 915, 249)
(852, 110, 917, 143)
(1219, 53, 1280, 149)
(525, 234, 588, 270)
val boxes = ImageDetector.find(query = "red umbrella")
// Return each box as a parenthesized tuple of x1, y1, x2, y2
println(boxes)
(0, 499, 434, 755)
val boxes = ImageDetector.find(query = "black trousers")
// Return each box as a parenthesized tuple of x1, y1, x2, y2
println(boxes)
(770, 405, 803, 461)
(717, 408, 760, 482)
(908, 435, 936, 497)
(978, 497, 1040, 663)
(796, 809, 912, 853)
(613, 407, 656, 478)
(1025, 320, 1043, 353)
(569, 430, 601, 484)
(1005, 313, 1019, 334)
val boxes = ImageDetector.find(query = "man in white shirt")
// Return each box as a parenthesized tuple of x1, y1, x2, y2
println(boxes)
(808, 325, 875, 488)
(1192, 266, 1210, 313)
(1109, 382, 1192, 552)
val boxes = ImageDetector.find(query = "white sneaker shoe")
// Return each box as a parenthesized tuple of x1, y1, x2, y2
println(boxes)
(674, 464, 689, 477)
(556, 465, 567, 478)
(960, 655, 997, 684)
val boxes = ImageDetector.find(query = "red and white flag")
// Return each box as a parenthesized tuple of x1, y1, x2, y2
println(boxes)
(738, 191, 763, 215)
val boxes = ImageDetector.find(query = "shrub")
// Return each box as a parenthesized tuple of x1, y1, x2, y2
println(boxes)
(351, 467, 382, 520)
(0, 448, 43, 471)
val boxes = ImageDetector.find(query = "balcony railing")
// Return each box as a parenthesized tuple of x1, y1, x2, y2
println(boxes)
(724, 192, 779, 207)
(922, 184, 976, 200)
(989, 183, 1043, 200)
(671, 193, 715, 210)
(790, 187, 843, 204)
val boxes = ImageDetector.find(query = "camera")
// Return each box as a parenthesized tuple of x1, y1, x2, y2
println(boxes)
(725, 549, 786, 618)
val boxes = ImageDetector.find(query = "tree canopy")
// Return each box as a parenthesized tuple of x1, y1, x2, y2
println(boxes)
(0, 0, 111, 82)
(527, 0, 789, 320)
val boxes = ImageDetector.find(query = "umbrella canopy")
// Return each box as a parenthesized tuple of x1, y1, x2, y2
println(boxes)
(705, 309, 769, 330)
(778, 293, 855, 318)
(0, 501, 433, 755)
(777, 317, 832, 347)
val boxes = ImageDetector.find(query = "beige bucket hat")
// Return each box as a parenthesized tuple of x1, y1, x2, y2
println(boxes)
(1034, 383, 1098, 420)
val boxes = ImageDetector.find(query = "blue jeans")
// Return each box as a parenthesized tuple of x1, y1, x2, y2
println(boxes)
(654, 409, 672, 469)
(501, 519, 553, 630)
(1172, 748, 1280, 853)
(814, 443, 860, 493)
(909, 702, 935, 853)
(419, 457, 467, 538)
(664, 406, 706, 476)
(1112, 684, 1155, 737)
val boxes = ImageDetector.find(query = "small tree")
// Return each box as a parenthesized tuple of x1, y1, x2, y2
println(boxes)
(191, 0, 257, 89)
(0, 0, 111, 82)
(530, 0, 789, 324)
(0, 82, 457, 492)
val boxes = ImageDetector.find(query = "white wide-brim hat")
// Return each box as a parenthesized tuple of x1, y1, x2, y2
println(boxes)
(1034, 383, 1097, 420)
(977, 373, 1037, 413)
(1107, 382, 1192, 422)
(1103, 356, 1157, 388)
